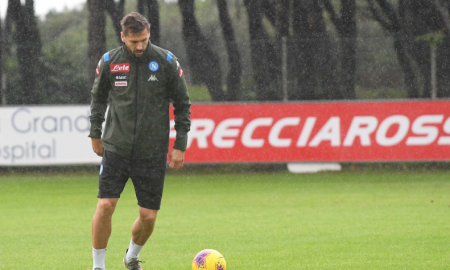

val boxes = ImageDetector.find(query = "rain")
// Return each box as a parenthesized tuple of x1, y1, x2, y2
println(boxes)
(0, 0, 449, 269)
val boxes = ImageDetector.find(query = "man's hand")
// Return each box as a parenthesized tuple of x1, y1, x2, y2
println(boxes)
(169, 148, 185, 169)
(91, 138, 104, 157)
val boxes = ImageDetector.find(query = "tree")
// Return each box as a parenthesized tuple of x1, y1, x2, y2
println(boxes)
(243, 0, 281, 101)
(0, 16, 3, 105)
(87, 0, 107, 103)
(105, 0, 125, 44)
(262, 0, 277, 27)
(216, 0, 242, 101)
(275, 0, 290, 101)
(367, 0, 420, 98)
(398, 0, 433, 98)
(322, 0, 357, 99)
(367, 0, 450, 98)
(138, 0, 160, 45)
(291, 0, 339, 100)
(2, 0, 15, 105)
(431, 0, 450, 98)
(87, 0, 125, 102)
(5, 0, 41, 104)
(178, 0, 225, 101)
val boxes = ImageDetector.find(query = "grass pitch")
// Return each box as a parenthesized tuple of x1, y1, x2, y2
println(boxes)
(0, 170, 449, 269)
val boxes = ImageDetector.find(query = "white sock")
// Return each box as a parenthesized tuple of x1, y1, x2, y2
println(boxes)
(92, 247, 107, 270)
(126, 239, 144, 262)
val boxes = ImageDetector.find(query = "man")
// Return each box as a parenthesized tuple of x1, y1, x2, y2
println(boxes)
(89, 12, 191, 270)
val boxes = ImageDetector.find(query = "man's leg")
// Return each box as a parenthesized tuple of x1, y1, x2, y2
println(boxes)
(92, 198, 118, 270)
(125, 207, 158, 262)
(92, 150, 131, 269)
(124, 154, 166, 267)
(132, 207, 158, 245)
(92, 198, 119, 248)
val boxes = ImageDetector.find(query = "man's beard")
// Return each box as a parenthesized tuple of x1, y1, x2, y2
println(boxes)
(133, 49, 144, 56)
(126, 45, 145, 57)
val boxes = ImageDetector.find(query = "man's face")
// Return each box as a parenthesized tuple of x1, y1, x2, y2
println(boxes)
(121, 29, 150, 57)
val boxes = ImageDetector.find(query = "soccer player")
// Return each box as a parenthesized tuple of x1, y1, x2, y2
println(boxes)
(89, 12, 191, 270)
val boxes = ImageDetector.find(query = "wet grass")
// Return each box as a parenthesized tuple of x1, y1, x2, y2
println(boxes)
(0, 171, 449, 269)
(187, 85, 212, 102)
(355, 86, 408, 100)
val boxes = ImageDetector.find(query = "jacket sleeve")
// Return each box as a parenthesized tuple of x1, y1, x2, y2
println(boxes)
(89, 55, 111, 138)
(168, 55, 191, 151)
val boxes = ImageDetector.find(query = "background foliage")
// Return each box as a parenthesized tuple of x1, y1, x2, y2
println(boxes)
(1, 0, 420, 104)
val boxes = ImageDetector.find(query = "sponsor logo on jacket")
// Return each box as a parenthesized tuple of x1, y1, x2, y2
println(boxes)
(96, 59, 101, 76)
(115, 81, 127, 86)
(110, 63, 130, 73)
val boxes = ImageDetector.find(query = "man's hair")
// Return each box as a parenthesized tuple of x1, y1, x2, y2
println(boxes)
(121, 12, 150, 36)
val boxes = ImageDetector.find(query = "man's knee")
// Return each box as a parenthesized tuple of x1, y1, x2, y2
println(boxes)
(96, 199, 118, 216)
(139, 208, 158, 225)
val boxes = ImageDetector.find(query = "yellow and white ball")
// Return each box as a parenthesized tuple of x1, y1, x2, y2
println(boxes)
(192, 249, 226, 270)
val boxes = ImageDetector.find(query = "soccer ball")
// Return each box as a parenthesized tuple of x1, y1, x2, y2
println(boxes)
(192, 249, 226, 270)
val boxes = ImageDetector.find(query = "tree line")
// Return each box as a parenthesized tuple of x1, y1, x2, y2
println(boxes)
(1, 0, 450, 105)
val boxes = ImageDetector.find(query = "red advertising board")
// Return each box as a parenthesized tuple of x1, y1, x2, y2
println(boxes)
(169, 100, 450, 163)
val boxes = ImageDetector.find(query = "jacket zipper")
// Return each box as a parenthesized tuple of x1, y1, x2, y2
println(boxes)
(130, 62, 139, 158)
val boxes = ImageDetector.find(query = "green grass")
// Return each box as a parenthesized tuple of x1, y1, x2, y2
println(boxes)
(185, 84, 411, 103)
(1, 171, 449, 269)
(356, 86, 408, 100)
(187, 85, 212, 102)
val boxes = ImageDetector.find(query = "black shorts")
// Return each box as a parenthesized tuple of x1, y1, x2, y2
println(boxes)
(98, 150, 167, 210)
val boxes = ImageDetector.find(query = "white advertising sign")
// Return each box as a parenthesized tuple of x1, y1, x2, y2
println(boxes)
(0, 106, 102, 166)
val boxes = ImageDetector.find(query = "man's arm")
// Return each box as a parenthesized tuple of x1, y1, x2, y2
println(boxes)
(168, 55, 191, 169)
(89, 54, 111, 156)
